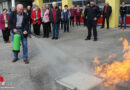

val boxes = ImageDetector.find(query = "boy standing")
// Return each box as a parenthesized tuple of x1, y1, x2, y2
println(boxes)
(62, 5, 71, 32)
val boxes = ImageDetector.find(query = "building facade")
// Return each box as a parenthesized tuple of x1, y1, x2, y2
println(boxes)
(0, 0, 33, 13)
(36, 0, 130, 27)
(0, 0, 129, 27)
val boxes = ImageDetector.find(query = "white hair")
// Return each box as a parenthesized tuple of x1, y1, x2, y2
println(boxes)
(32, 2, 36, 5)
(52, 2, 57, 5)
(17, 4, 23, 9)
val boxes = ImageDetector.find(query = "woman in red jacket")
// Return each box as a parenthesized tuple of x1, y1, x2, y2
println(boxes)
(31, 6, 41, 36)
(76, 5, 82, 26)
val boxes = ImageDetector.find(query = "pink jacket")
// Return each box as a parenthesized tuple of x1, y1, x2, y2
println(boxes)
(0, 14, 10, 30)
(42, 9, 50, 23)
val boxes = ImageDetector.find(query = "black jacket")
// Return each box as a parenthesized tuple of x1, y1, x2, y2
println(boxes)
(8, 11, 29, 33)
(27, 10, 32, 24)
(120, 6, 127, 17)
(103, 5, 112, 17)
(49, 7, 61, 23)
(84, 5, 101, 21)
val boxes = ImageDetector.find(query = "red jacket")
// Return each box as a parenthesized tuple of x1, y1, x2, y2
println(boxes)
(31, 10, 41, 24)
(0, 14, 10, 30)
(76, 9, 82, 16)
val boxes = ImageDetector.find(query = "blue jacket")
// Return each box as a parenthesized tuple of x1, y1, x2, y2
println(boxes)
(61, 10, 71, 21)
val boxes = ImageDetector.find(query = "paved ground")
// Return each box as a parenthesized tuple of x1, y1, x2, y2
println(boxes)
(0, 26, 130, 90)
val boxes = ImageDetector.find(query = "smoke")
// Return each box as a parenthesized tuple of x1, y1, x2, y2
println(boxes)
(29, 37, 90, 90)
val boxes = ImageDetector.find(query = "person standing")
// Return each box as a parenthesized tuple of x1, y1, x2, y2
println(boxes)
(101, 2, 112, 29)
(41, 4, 50, 38)
(8, 4, 29, 64)
(49, 2, 61, 40)
(82, 5, 87, 26)
(84, 1, 101, 41)
(46, 4, 51, 33)
(32, 2, 37, 11)
(41, 4, 46, 37)
(31, 6, 41, 36)
(75, 5, 82, 26)
(27, 5, 32, 37)
(0, 8, 10, 43)
(120, 2, 127, 30)
(59, 6, 63, 29)
(69, 5, 75, 27)
(61, 5, 71, 32)
(9, 7, 15, 15)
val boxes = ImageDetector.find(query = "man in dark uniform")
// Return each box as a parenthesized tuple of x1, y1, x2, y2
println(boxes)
(101, 2, 112, 29)
(84, 1, 101, 41)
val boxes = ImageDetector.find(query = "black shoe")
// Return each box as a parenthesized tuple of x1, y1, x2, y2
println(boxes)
(12, 58, 19, 63)
(46, 36, 49, 38)
(43, 36, 46, 38)
(85, 38, 91, 40)
(94, 39, 98, 41)
(55, 37, 58, 40)
(52, 37, 55, 39)
(24, 60, 29, 64)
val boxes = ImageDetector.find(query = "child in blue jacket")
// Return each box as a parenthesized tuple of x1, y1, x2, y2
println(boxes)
(61, 5, 71, 32)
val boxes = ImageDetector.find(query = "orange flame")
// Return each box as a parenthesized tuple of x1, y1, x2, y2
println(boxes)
(94, 38, 130, 88)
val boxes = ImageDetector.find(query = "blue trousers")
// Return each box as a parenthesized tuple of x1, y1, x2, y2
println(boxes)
(13, 29, 28, 60)
(52, 22, 59, 38)
(121, 15, 126, 28)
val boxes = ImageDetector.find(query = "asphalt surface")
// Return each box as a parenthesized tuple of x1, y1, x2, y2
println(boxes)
(0, 26, 130, 90)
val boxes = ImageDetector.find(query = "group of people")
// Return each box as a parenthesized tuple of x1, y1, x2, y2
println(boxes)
(0, 1, 128, 64)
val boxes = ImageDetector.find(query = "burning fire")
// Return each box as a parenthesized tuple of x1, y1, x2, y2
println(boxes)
(94, 37, 130, 87)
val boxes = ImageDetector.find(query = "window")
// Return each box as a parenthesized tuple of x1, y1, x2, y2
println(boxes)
(96, 0, 105, 5)
(2, 1, 8, 9)
(120, 0, 130, 4)
(0, 3, 2, 13)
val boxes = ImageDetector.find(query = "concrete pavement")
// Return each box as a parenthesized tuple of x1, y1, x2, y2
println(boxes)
(0, 26, 130, 90)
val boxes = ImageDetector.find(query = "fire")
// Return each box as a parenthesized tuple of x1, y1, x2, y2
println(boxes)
(94, 38, 130, 88)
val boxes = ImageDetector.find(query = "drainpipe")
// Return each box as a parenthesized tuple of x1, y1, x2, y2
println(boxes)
(11, 0, 15, 7)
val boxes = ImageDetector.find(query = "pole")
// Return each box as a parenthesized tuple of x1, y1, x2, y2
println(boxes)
(11, 0, 15, 8)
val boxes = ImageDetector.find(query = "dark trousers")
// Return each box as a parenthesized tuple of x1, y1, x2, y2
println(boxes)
(33, 24, 40, 35)
(28, 24, 32, 35)
(48, 22, 51, 32)
(102, 16, 109, 29)
(42, 22, 50, 37)
(60, 19, 63, 29)
(87, 20, 97, 39)
(70, 16, 74, 27)
(64, 20, 69, 32)
(83, 17, 87, 26)
(76, 16, 81, 26)
(2, 28, 10, 42)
